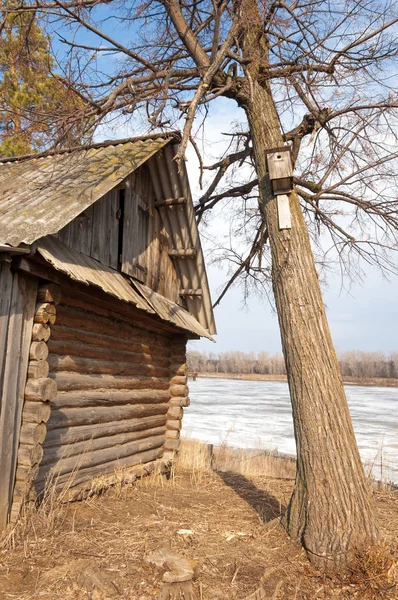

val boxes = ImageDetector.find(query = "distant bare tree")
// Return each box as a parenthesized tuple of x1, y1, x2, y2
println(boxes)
(7, 0, 398, 574)
(188, 350, 398, 379)
(338, 351, 398, 380)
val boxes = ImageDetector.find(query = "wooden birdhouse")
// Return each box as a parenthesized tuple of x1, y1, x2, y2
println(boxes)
(266, 147, 293, 195)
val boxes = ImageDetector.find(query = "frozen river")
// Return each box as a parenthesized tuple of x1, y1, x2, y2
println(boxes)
(183, 378, 398, 483)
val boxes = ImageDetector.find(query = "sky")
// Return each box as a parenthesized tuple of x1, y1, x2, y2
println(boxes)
(192, 260, 398, 355)
(181, 101, 398, 357)
(89, 53, 398, 357)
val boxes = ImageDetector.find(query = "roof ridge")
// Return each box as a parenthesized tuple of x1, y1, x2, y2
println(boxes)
(0, 130, 181, 164)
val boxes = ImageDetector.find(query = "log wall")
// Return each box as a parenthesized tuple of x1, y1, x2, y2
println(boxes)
(8, 277, 190, 518)
(10, 283, 58, 523)
(164, 336, 189, 461)
(34, 285, 176, 494)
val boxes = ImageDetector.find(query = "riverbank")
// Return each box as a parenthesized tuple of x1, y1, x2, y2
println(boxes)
(193, 372, 398, 387)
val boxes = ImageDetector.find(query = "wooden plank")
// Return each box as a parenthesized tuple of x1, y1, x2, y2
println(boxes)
(168, 249, 197, 258)
(0, 262, 14, 402)
(161, 145, 207, 326)
(91, 191, 106, 267)
(146, 192, 179, 302)
(174, 147, 216, 334)
(154, 197, 186, 208)
(77, 206, 94, 255)
(48, 354, 169, 377)
(108, 189, 121, 269)
(56, 206, 93, 255)
(0, 272, 37, 528)
(91, 190, 119, 269)
(277, 194, 292, 230)
(146, 158, 182, 301)
(162, 239, 180, 303)
(121, 174, 139, 279)
(0, 272, 24, 528)
(10, 275, 38, 513)
(137, 205, 149, 279)
(50, 388, 169, 409)
(55, 303, 170, 348)
(48, 337, 169, 365)
(179, 289, 202, 297)
(121, 171, 150, 282)
(146, 203, 161, 293)
(0, 246, 30, 254)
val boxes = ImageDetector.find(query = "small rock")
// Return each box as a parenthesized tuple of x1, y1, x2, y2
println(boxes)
(176, 529, 195, 535)
(145, 546, 198, 583)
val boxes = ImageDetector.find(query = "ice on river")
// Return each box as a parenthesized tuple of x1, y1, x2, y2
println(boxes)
(182, 378, 398, 484)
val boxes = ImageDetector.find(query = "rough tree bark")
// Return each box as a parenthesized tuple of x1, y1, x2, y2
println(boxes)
(235, 0, 378, 573)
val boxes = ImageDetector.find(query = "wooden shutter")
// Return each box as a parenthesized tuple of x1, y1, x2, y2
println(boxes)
(121, 174, 150, 282)
(90, 190, 120, 269)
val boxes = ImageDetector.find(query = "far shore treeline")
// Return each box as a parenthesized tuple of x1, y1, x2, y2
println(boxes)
(187, 350, 398, 379)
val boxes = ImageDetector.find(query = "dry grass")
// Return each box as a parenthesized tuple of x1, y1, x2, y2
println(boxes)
(347, 545, 398, 598)
(177, 438, 296, 482)
(0, 439, 397, 600)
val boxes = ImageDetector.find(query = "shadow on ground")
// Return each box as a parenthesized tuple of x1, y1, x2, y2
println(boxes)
(216, 470, 286, 522)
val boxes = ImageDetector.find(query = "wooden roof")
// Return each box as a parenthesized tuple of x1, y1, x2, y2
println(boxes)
(0, 134, 173, 247)
(0, 133, 216, 336)
(37, 237, 214, 340)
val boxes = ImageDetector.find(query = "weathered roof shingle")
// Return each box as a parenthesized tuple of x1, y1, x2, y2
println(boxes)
(0, 135, 170, 247)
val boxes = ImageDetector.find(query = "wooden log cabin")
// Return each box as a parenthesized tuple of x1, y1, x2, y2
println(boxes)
(0, 132, 216, 529)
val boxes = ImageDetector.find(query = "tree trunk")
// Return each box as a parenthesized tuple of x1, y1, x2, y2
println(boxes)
(238, 0, 378, 574)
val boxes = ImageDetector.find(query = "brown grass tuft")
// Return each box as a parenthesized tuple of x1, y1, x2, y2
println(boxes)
(177, 438, 296, 481)
(346, 545, 398, 599)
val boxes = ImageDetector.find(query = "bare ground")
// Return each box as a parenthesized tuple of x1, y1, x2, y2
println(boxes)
(0, 446, 397, 600)
(0, 440, 398, 600)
